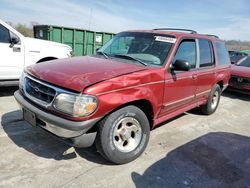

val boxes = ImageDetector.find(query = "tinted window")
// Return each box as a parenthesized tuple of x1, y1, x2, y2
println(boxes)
(216, 42, 230, 65)
(0, 24, 10, 43)
(199, 40, 214, 67)
(174, 40, 196, 68)
(237, 56, 250, 67)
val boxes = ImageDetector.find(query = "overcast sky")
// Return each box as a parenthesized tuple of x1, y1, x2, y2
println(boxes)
(1, 0, 250, 40)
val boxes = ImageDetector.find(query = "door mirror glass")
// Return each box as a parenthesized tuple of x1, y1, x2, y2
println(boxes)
(172, 59, 191, 71)
(11, 36, 19, 44)
(10, 36, 20, 47)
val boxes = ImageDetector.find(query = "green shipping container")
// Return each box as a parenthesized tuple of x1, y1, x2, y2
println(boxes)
(33, 25, 115, 56)
(240, 50, 250, 55)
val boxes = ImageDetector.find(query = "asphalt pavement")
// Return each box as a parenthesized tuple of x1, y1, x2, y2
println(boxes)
(0, 87, 249, 188)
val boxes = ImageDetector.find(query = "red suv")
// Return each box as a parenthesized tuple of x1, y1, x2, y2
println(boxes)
(15, 28, 231, 164)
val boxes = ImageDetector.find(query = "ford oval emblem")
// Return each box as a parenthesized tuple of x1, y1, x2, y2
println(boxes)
(237, 78, 243, 83)
(34, 86, 39, 92)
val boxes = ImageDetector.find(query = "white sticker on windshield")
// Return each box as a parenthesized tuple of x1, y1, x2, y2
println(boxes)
(155, 36, 176, 43)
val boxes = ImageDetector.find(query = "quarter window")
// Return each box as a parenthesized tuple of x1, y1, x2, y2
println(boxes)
(174, 40, 196, 69)
(216, 42, 230, 65)
(199, 39, 214, 67)
(0, 24, 10, 43)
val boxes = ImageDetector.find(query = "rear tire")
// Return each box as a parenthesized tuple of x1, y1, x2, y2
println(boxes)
(201, 84, 221, 115)
(95, 105, 150, 164)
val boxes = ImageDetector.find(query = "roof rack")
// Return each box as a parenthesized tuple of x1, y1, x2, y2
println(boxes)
(153, 28, 197, 34)
(204, 34, 219, 38)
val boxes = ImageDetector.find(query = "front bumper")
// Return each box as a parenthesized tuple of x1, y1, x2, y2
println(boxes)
(227, 86, 250, 95)
(228, 76, 250, 94)
(14, 90, 102, 139)
(229, 81, 250, 95)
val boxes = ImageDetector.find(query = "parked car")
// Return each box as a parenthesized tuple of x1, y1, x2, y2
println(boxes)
(228, 50, 248, 64)
(14, 28, 231, 164)
(0, 19, 72, 86)
(229, 56, 250, 94)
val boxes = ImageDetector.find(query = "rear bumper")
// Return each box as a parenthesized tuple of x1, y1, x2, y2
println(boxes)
(14, 90, 102, 139)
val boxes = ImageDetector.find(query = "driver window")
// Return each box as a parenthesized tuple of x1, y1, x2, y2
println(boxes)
(0, 24, 10, 43)
(173, 39, 196, 69)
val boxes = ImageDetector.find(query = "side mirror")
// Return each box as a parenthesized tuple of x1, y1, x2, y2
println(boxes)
(171, 59, 191, 71)
(10, 36, 20, 47)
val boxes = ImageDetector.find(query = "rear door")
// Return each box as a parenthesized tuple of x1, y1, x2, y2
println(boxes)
(195, 39, 216, 100)
(0, 24, 24, 80)
(160, 39, 198, 116)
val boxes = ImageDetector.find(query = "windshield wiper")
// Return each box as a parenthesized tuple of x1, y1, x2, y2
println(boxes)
(96, 51, 109, 59)
(114, 54, 147, 66)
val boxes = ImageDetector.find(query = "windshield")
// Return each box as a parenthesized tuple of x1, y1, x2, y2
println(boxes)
(237, 56, 250, 67)
(97, 32, 175, 66)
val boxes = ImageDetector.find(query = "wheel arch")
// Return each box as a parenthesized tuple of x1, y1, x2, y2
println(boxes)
(88, 99, 154, 133)
(216, 80, 224, 90)
(36, 57, 57, 63)
(121, 99, 154, 128)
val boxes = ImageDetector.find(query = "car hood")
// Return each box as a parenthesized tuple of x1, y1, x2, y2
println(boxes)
(231, 65, 250, 78)
(25, 37, 70, 48)
(26, 56, 147, 92)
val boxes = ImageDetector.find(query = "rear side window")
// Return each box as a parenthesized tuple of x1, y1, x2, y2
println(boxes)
(0, 24, 10, 43)
(174, 39, 196, 68)
(199, 39, 214, 67)
(215, 42, 230, 65)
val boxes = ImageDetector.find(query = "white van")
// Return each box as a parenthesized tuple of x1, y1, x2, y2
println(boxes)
(0, 19, 72, 86)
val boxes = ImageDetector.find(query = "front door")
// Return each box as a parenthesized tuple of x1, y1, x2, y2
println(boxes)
(160, 39, 198, 116)
(0, 24, 24, 80)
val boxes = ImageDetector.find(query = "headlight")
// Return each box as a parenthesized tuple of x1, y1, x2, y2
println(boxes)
(19, 71, 25, 89)
(53, 93, 98, 117)
(67, 48, 73, 57)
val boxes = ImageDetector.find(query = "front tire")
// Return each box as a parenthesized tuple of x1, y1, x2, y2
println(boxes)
(201, 84, 221, 115)
(95, 105, 150, 164)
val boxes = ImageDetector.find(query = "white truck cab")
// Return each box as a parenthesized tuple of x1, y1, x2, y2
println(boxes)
(0, 19, 72, 86)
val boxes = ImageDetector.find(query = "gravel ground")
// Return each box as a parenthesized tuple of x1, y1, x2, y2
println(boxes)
(0, 87, 249, 188)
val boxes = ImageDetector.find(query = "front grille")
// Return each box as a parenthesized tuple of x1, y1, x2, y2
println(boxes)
(24, 77, 56, 104)
(230, 75, 250, 86)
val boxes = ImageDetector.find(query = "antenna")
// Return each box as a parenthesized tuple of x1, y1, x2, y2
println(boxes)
(85, 8, 93, 56)
(88, 8, 93, 31)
